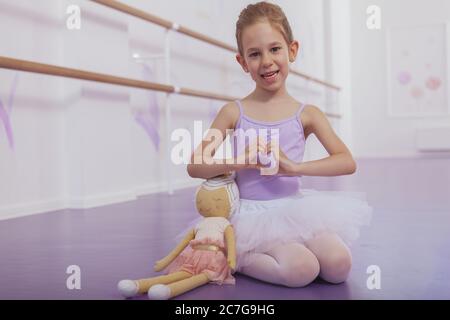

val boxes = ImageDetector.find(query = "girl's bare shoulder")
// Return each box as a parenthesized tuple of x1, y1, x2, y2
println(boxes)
(216, 101, 240, 128)
(299, 104, 324, 137)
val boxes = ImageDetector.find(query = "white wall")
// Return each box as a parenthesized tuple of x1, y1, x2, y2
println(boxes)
(302, 0, 354, 161)
(350, 0, 450, 158)
(0, 0, 330, 220)
(0, 0, 66, 218)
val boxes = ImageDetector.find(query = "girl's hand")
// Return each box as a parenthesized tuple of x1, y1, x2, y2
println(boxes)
(234, 139, 266, 170)
(266, 143, 298, 176)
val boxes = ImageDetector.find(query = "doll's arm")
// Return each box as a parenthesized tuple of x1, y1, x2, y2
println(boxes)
(224, 225, 236, 272)
(154, 229, 195, 272)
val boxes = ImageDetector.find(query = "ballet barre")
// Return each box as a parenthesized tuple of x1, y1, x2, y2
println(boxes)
(0, 56, 238, 102)
(0, 55, 341, 119)
(91, 0, 341, 92)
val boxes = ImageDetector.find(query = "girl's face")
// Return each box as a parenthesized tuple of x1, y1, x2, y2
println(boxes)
(237, 21, 299, 92)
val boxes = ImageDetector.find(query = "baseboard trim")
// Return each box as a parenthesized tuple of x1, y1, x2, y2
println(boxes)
(0, 179, 200, 221)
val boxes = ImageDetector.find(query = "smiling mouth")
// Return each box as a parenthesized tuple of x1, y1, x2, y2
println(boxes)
(261, 70, 279, 79)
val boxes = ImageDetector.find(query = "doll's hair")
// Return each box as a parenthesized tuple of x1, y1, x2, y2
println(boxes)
(235, 1, 294, 57)
(197, 175, 240, 216)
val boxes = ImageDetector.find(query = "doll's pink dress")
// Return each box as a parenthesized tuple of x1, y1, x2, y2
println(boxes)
(165, 217, 235, 285)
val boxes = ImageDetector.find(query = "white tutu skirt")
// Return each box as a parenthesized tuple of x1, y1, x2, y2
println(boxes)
(230, 189, 373, 270)
(176, 189, 372, 272)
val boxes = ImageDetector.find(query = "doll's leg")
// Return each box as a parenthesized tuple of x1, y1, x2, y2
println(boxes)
(118, 271, 192, 297)
(305, 232, 352, 284)
(136, 271, 193, 293)
(148, 272, 210, 300)
(240, 242, 320, 287)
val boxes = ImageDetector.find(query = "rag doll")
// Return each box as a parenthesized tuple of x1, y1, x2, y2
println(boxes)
(117, 174, 239, 299)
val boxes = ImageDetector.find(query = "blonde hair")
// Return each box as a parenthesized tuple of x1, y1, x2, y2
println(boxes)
(235, 1, 294, 57)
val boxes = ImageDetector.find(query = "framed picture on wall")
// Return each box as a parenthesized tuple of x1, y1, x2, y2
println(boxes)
(386, 23, 450, 117)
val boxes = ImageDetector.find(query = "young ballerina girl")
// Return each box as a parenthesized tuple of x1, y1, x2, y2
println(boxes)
(187, 1, 372, 288)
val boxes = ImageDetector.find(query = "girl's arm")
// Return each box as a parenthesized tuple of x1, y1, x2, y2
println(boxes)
(187, 103, 241, 179)
(291, 105, 356, 177)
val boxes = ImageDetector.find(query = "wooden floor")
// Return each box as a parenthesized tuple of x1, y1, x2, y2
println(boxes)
(1, 158, 449, 299)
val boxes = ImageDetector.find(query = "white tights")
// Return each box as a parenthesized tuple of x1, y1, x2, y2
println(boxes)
(239, 232, 352, 287)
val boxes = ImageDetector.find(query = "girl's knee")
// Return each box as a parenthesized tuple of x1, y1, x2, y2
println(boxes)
(320, 250, 352, 284)
(279, 256, 320, 288)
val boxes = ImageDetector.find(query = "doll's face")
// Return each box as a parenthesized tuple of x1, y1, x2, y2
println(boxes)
(196, 187, 231, 218)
